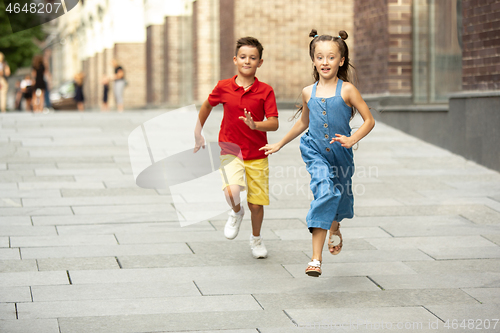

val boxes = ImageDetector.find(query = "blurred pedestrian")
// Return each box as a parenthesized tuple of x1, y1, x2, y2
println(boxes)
(74, 72, 85, 111)
(112, 59, 125, 112)
(0, 52, 11, 113)
(32, 54, 47, 113)
(101, 75, 109, 112)
(14, 80, 22, 111)
(20, 75, 33, 112)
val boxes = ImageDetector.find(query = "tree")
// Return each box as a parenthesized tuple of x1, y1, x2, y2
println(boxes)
(0, 1, 45, 74)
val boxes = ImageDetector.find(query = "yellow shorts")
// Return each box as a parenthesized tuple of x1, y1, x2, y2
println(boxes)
(219, 154, 269, 206)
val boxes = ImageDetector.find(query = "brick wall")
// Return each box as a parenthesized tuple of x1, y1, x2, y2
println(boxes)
(113, 43, 147, 108)
(353, 0, 389, 94)
(462, 0, 500, 90)
(354, 0, 411, 95)
(146, 24, 164, 105)
(166, 16, 181, 105)
(194, 0, 219, 102)
(219, 0, 235, 80)
(233, 0, 354, 102)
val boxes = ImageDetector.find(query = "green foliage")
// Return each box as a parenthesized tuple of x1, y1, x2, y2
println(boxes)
(0, 0, 45, 74)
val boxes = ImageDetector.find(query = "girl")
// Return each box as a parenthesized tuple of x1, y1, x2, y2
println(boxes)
(32, 54, 47, 113)
(0, 52, 11, 113)
(260, 29, 375, 277)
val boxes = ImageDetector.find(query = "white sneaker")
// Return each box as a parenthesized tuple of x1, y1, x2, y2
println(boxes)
(224, 206, 244, 239)
(250, 235, 268, 259)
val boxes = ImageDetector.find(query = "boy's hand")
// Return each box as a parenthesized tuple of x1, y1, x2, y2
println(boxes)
(259, 142, 282, 155)
(330, 134, 355, 148)
(194, 132, 205, 153)
(239, 109, 256, 130)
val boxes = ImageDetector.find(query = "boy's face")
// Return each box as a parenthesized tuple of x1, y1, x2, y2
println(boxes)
(233, 46, 263, 77)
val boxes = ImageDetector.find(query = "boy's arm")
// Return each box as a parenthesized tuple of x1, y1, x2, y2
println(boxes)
(194, 99, 214, 152)
(239, 110, 279, 132)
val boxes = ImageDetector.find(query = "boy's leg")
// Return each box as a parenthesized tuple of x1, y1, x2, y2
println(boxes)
(224, 184, 242, 213)
(248, 203, 263, 237)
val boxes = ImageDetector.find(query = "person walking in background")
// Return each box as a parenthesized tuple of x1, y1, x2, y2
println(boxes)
(32, 54, 47, 113)
(112, 59, 125, 112)
(20, 75, 33, 112)
(261, 30, 375, 277)
(74, 72, 85, 112)
(0, 52, 11, 113)
(14, 80, 22, 111)
(101, 75, 110, 112)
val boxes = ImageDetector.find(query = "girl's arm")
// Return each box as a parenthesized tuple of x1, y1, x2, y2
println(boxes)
(331, 83, 375, 148)
(260, 88, 311, 155)
(194, 99, 214, 152)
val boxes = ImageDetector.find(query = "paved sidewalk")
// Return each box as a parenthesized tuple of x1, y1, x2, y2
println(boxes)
(1, 109, 500, 333)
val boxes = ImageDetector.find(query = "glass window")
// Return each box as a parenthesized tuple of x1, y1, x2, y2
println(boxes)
(413, 0, 462, 103)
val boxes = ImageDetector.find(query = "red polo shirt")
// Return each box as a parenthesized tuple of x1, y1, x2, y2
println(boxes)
(208, 75, 278, 160)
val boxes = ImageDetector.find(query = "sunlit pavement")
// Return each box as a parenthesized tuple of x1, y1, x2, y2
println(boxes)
(1, 109, 500, 332)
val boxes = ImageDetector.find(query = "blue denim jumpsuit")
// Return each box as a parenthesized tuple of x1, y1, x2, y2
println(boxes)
(300, 79, 354, 232)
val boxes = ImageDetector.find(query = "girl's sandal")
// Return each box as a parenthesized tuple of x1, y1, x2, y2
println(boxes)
(328, 223, 343, 255)
(305, 259, 322, 277)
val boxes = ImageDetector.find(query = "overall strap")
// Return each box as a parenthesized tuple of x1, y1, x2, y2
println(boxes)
(335, 79, 343, 97)
(311, 81, 318, 97)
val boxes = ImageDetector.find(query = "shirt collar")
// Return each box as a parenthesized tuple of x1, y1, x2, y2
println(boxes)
(231, 75, 260, 92)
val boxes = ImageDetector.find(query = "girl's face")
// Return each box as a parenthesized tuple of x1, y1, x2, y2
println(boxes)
(313, 41, 344, 81)
(233, 46, 263, 77)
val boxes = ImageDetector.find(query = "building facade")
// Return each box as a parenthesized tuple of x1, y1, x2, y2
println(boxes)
(354, 0, 500, 172)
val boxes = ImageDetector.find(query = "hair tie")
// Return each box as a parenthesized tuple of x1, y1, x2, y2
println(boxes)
(314, 35, 318, 37)
(338, 35, 342, 39)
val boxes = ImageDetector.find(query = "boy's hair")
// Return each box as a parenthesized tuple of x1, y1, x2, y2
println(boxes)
(235, 37, 264, 59)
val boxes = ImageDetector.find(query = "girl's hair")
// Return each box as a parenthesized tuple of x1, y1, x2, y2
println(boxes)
(292, 29, 357, 120)
(32, 55, 43, 70)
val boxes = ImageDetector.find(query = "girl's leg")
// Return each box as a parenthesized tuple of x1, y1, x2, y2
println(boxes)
(223, 184, 241, 213)
(39, 90, 45, 110)
(247, 203, 263, 237)
(329, 221, 342, 254)
(311, 227, 327, 261)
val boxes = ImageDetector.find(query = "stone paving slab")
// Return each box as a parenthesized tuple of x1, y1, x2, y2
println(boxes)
(0, 286, 32, 302)
(425, 304, 500, 330)
(0, 259, 38, 272)
(0, 304, 17, 319)
(68, 265, 292, 285)
(370, 273, 500, 290)
(194, 276, 378, 295)
(57, 310, 293, 333)
(0, 248, 21, 260)
(283, 261, 417, 278)
(31, 282, 201, 302)
(0, 319, 60, 333)
(36, 257, 120, 271)
(0, 271, 69, 287)
(11, 234, 118, 247)
(1, 111, 500, 331)
(255, 289, 478, 313)
(18, 295, 262, 319)
(56, 221, 215, 235)
(20, 243, 192, 259)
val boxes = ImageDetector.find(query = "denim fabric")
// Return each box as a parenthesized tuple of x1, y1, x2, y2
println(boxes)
(300, 80, 354, 232)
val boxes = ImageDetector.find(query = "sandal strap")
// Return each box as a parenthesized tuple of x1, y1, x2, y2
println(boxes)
(307, 259, 321, 267)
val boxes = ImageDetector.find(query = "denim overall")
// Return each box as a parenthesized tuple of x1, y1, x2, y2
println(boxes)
(300, 79, 354, 232)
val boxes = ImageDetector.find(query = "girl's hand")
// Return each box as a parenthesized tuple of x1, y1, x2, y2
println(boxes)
(194, 132, 205, 153)
(259, 142, 282, 155)
(330, 134, 356, 148)
(239, 109, 257, 130)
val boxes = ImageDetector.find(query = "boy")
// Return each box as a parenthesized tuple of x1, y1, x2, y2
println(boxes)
(194, 37, 279, 258)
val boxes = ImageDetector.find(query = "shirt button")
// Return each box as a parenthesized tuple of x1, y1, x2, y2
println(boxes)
(322, 111, 326, 115)
(324, 123, 328, 128)
(321, 98, 325, 103)
(326, 147, 330, 152)
(324, 134, 329, 139)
